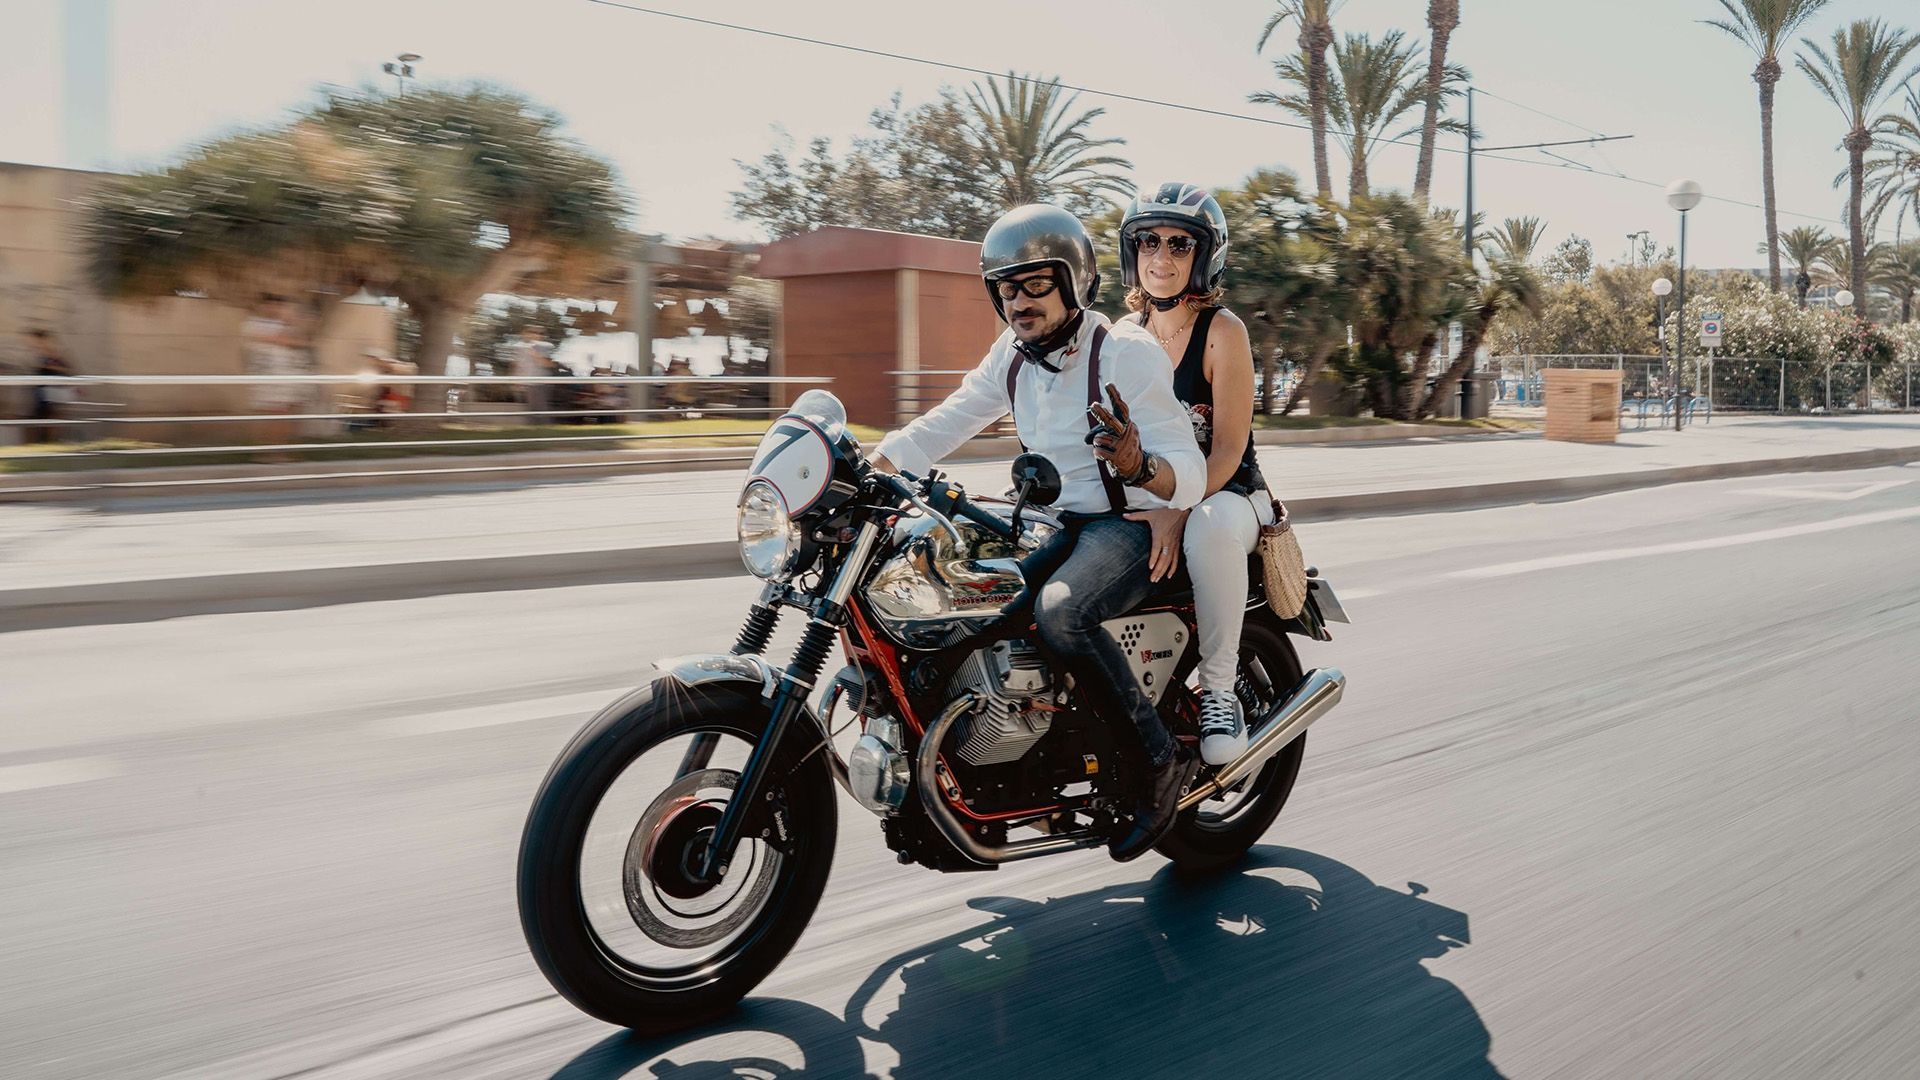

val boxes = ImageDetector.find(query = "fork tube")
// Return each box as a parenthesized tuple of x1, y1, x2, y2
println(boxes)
(697, 521, 883, 882)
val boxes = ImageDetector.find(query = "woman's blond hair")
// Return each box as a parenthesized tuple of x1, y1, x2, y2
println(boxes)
(1124, 285, 1226, 314)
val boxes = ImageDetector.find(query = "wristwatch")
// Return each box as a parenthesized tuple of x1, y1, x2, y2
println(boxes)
(1122, 453, 1158, 488)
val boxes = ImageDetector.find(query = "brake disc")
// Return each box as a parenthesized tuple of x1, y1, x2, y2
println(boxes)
(623, 768, 780, 948)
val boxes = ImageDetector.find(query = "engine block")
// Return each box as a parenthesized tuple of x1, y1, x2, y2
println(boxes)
(949, 639, 1055, 766)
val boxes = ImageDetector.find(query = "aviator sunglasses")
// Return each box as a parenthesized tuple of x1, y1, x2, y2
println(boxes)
(1135, 232, 1197, 257)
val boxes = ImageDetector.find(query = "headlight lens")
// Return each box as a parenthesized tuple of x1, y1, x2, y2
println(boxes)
(737, 479, 802, 579)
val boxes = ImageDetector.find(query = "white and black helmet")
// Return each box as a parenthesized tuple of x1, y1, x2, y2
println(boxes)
(1119, 182, 1230, 295)
(979, 204, 1101, 320)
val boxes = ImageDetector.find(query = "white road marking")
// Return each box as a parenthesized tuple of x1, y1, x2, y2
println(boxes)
(0, 756, 122, 794)
(368, 689, 620, 738)
(1732, 480, 1911, 502)
(1452, 505, 1920, 580)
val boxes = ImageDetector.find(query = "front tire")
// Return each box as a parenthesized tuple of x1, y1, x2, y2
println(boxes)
(1157, 619, 1307, 873)
(517, 680, 837, 1034)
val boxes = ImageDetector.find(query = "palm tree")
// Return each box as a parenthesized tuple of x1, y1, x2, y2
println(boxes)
(1705, 0, 1831, 294)
(1419, 255, 1543, 418)
(1483, 216, 1547, 263)
(1862, 84, 1920, 241)
(1413, 0, 1462, 203)
(1780, 224, 1839, 302)
(1882, 241, 1920, 321)
(1257, 1, 1337, 199)
(1254, 31, 1464, 202)
(964, 73, 1132, 213)
(1797, 19, 1920, 307)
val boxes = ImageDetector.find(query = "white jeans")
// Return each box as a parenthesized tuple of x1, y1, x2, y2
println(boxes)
(1182, 490, 1276, 690)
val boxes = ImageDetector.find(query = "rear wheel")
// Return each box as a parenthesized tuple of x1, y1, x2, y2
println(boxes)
(1157, 619, 1307, 873)
(517, 680, 837, 1034)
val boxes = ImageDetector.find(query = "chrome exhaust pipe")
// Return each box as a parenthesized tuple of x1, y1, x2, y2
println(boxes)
(916, 694, 1109, 865)
(1179, 668, 1345, 812)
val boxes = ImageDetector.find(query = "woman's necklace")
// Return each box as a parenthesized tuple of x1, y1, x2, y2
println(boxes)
(1149, 308, 1196, 348)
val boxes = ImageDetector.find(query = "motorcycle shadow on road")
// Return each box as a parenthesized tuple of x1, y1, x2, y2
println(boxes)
(550, 845, 1501, 1079)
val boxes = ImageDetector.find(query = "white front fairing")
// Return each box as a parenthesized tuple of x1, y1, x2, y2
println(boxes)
(746, 415, 835, 515)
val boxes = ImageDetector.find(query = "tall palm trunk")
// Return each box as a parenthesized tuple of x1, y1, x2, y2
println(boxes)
(1305, 25, 1334, 200)
(1413, 0, 1460, 202)
(1348, 131, 1369, 202)
(1846, 128, 1871, 305)
(1757, 57, 1783, 291)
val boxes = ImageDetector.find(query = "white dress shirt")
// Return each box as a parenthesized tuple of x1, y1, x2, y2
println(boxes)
(877, 311, 1205, 514)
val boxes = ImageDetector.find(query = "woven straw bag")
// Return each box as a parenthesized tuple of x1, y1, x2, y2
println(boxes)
(1251, 492, 1309, 618)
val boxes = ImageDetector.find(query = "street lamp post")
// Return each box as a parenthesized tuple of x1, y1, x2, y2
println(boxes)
(1652, 277, 1672, 407)
(382, 52, 422, 96)
(1666, 179, 1703, 432)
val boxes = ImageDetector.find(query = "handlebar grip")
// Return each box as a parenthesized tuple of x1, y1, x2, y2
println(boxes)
(947, 490, 1016, 542)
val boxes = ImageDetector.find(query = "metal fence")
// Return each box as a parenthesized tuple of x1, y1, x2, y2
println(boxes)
(1493, 354, 1920, 417)
(0, 373, 832, 494)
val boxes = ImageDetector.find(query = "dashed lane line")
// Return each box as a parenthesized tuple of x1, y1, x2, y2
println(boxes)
(0, 756, 123, 794)
(1450, 505, 1920, 580)
(366, 689, 623, 738)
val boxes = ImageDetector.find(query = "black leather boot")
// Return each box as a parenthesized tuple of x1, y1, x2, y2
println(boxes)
(1108, 747, 1199, 863)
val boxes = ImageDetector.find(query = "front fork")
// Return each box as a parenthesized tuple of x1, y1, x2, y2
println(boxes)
(693, 520, 882, 882)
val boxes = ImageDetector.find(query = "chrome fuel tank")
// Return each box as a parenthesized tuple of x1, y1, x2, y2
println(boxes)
(862, 501, 1059, 650)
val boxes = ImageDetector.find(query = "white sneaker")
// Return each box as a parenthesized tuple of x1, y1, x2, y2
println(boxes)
(1198, 688, 1246, 767)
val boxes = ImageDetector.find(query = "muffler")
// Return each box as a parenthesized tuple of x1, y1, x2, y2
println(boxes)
(1178, 668, 1345, 812)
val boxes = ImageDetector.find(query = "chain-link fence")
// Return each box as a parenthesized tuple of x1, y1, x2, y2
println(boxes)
(1494, 354, 1920, 418)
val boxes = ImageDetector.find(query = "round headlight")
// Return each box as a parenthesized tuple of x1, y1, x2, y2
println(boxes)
(738, 479, 802, 579)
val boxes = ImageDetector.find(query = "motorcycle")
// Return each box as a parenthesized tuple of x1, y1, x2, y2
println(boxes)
(517, 389, 1351, 1034)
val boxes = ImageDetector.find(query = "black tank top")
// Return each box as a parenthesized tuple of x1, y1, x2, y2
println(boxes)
(1139, 306, 1263, 496)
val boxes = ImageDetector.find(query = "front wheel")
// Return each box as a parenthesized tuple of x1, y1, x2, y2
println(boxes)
(517, 680, 837, 1034)
(1157, 619, 1308, 874)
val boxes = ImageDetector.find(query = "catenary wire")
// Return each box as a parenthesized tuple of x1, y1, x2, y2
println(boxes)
(583, 0, 1902, 241)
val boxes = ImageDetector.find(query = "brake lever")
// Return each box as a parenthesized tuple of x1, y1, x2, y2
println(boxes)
(876, 469, 963, 546)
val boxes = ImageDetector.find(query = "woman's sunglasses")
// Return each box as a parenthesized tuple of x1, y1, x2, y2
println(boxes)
(1135, 233, 1197, 258)
(992, 276, 1061, 301)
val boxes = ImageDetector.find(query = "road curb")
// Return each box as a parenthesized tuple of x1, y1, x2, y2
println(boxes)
(0, 425, 1523, 502)
(4, 440, 1917, 631)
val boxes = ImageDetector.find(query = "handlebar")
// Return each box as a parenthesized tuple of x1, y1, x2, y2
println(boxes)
(868, 468, 1015, 543)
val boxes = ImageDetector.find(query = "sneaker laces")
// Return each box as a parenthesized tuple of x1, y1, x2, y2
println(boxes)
(1198, 689, 1239, 735)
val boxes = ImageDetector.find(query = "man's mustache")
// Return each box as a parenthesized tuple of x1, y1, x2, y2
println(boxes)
(1010, 307, 1042, 320)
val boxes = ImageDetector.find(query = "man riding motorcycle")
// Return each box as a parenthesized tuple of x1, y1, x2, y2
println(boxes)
(868, 203, 1207, 860)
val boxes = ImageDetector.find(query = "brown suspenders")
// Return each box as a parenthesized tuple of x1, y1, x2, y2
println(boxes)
(1002, 325, 1127, 513)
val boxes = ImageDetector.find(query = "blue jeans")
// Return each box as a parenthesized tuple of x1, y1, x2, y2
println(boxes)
(1025, 513, 1175, 767)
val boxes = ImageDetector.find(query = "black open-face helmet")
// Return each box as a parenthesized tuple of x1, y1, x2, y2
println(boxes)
(979, 204, 1100, 321)
(1119, 182, 1229, 296)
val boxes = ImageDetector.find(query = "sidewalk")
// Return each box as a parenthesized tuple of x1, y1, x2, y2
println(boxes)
(6, 414, 1920, 626)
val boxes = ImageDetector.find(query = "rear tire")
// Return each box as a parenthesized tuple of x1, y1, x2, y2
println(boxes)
(517, 680, 837, 1035)
(1157, 620, 1307, 874)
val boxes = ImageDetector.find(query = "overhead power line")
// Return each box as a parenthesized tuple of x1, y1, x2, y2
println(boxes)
(583, 0, 1900, 242)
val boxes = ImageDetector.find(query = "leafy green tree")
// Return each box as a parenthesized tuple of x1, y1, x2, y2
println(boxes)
(1798, 19, 1920, 305)
(1257, 1, 1338, 199)
(1705, 0, 1832, 292)
(1333, 191, 1472, 417)
(1419, 254, 1542, 417)
(1219, 170, 1354, 414)
(87, 85, 630, 381)
(732, 76, 1126, 241)
(1543, 234, 1596, 283)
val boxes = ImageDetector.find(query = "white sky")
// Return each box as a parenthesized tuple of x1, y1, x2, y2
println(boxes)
(4, 0, 1917, 269)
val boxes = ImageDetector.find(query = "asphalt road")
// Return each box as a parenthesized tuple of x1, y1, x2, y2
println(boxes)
(4, 465, 1919, 1078)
